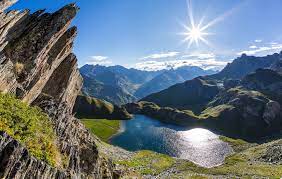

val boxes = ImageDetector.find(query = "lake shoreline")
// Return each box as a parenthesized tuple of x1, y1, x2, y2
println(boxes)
(110, 114, 233, 168)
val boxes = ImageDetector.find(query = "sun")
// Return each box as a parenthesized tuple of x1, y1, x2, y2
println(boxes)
(181, 24, 210, 47)
(190, 27, 202, 39)
(184, 25, 209, 46)
(180, 0, 211, 47)
(180, 0, 239, 48)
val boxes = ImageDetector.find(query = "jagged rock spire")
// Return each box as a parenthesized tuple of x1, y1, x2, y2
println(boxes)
(0, 0, 17, 12)
(0, 3, 82, 109)
(0, 3, 119, 178)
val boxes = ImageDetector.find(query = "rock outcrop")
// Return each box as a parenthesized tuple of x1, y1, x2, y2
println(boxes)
(206, 87, 282, 138)
(0, 0, 78, 105)
(0, 0, 119, 178)
(32, 95, 117, 178)
(0, 131, 67, 178)
(259, 140, 282, 164)
(241, 69, 282, 103)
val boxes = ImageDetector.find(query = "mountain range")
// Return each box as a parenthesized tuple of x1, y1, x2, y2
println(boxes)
(128, 51, 282, 139)
(142, 52, 282, 108)
(80, 64, 215, 105)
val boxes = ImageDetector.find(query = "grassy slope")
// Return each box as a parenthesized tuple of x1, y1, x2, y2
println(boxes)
(116, 150, 176, 175)
(81, 119, 120, 142)
(115, 137, 282, 178)
(0, 93, 61, 167)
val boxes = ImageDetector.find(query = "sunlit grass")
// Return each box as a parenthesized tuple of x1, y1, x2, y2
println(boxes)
(81, 118, 120, 142)
(116, 150, 176, 175)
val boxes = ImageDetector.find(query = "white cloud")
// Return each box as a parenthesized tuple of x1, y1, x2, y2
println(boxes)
(270, 42, 278, 45)
(86, 56, 113, 66)
(133, 58, 229, 71)
(141, 51, 179, 60)
(182, 53, 215, 59)
(255, 39, 262, 43)
(249, 45, 257, 49)
(134, 52, 231, 71)
(237, 43, 282, 56)
(90, 56, 108, 61)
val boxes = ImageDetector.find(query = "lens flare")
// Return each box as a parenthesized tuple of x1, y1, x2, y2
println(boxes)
(182, 25, 210, 47)
(180, 0, 242, 48)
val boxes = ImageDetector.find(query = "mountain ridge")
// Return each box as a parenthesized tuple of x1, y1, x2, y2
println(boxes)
(80, 64, 216, 105)
(141, 51, 282, 109)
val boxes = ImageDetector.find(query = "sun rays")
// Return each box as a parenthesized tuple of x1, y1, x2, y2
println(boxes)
(180, 0, 242, 48)
(181, 23, 211, 47)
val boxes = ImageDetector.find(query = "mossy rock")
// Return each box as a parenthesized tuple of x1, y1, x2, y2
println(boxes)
(0, 93, 61, 167)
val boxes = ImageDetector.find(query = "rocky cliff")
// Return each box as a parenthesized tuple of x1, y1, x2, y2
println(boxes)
(0, 0, 118, 178)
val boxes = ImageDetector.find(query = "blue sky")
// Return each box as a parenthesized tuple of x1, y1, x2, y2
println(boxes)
(11, 0, 282, 71)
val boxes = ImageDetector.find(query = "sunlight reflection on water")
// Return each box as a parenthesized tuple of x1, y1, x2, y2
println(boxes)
(110, 115, 233, 168)
(177, 128, 233, 168)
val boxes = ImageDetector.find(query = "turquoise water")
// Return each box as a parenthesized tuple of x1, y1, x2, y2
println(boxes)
(110, 115, 233, 168)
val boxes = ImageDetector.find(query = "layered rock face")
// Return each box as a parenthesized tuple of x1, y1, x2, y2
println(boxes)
(0, 0, 118, 178)
(0, 0, 78, 106)
(0, 131, 67, 178)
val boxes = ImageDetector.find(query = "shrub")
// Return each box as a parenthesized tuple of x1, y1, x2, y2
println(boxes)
(14, 62, 24, 76)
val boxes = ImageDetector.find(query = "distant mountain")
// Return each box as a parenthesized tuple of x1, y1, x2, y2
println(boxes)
(141, 51, 282, 111)
(80, 65, 161, 105)
(80, 64, 215, 105)
(135, 66, 216, 98)
(211, 52, 282, 80)
(81, 74, 137, 105)
(80, 64, 161, 86)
